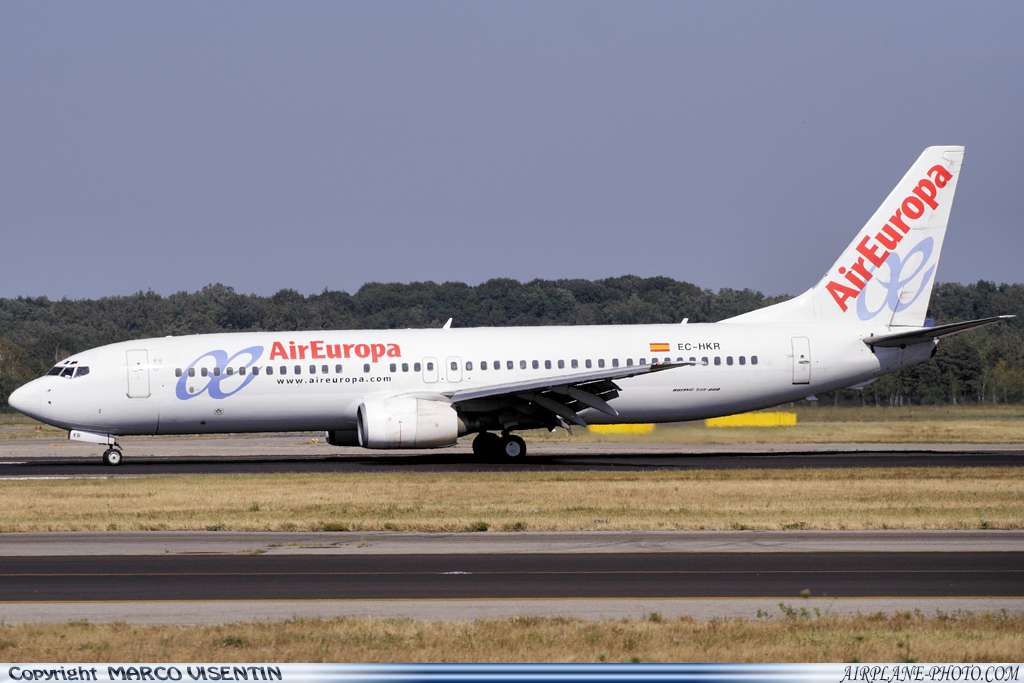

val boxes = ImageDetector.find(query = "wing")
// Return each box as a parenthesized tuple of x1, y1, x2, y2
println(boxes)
(440, 360, 696, 432)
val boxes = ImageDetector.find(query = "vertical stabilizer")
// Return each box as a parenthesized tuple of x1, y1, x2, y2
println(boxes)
(726, 146, 964, 327)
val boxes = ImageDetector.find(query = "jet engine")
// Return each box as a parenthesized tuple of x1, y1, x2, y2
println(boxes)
(357, 397, 459, 449)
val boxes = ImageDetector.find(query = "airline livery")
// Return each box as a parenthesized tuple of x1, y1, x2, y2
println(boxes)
(8, 146, 1011, 465)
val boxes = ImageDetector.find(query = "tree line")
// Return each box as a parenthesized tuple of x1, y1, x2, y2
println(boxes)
(1, 278, 1021, 412)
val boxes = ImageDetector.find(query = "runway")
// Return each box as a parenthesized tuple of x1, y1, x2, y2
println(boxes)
(2, 531, 1022, 623)
(1, 434, 1021, 475)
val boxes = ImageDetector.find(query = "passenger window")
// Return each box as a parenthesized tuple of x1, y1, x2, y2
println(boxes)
(739, 356, 746, 365)
(520, 360, 526, 369)
(363, 364, 370, 373)
(295, 365, 302, 374)
(390, 363, 396, 372)
(239, 367, 247, 376)
(702, 357, 708, 365)
(726, 356, 733, 366)
(280, 366, 287, 375)
(532, 360, 539, 369)
(201, 368, 209, 377)
(226, 367, 233, 376)
(426, 362, 434, 371)
(175, 368, 182, 377)
(626, 359, 633, 366)
(451, 361, 458, 371)
(544, 360, 551, 369)
(188, 368, 196, 377)
(74, 366, 90, 378)
(214, 367, 222, 377)
(751, 356, 758, 365)
(585, 359, 592, 369)
(481, 361, 487, 370)
(336, 364, 343, 373)
(689, 357, 696, 363)
(714, 357, 721, 365)
(599, 359, 605, 368)
(402, 363, 409, 372)
(415, 362, 422, 372)
(612, 358, 618, 367)
(570, 359, 577, 369)
(559, 360, 566, 369)
(509, 361, 515, 370)
(309, 365, 316, 374)
(466, 361, 473, 371)
(252, 366, 259, 376)
(640, 358, 646, 365)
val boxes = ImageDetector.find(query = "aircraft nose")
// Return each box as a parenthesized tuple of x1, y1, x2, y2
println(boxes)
(8, 381, 40, 418)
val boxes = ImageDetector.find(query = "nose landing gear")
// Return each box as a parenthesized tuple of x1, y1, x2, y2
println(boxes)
(101, 447, 123, 466)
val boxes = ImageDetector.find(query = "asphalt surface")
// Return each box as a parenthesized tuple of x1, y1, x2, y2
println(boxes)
(4, 552, 1022, 602)
(2, 448, 1024, 475)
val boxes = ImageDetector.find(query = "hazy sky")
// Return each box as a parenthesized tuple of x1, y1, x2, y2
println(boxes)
(2, 2, 1022, 301)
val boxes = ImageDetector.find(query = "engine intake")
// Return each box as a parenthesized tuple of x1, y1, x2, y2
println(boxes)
(357, 397, 459, 449)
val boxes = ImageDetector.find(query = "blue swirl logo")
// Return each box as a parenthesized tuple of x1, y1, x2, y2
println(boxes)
(175, 346, 264, 400)
(856, 237, 936, 321)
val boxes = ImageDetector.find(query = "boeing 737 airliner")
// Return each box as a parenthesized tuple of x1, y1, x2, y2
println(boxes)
(8, 146, 1011, 464)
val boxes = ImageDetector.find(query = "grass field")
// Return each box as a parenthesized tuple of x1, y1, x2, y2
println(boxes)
(2, 467, 1021, 532)
(2, 611, 1022, 662)
(3, 404, 1023, 443)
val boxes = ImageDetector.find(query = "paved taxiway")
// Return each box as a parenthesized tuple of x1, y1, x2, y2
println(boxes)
(1, 434, 1021, 475)
(2, 531, 1022, 624)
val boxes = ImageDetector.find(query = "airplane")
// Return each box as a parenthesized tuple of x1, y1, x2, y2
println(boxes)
(7, 145, 1012, 465)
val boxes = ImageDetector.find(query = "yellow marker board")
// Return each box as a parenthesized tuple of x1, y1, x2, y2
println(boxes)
(588, 424, 656, 435)
(704, 412, 797, 428)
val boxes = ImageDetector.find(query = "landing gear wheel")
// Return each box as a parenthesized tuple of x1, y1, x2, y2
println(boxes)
(500, 434, 527, 459)
(472, 432, 501, 458)
(102, 448, 123, 466)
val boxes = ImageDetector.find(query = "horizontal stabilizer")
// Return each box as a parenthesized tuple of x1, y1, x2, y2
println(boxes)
(863, 316, 1014, 348)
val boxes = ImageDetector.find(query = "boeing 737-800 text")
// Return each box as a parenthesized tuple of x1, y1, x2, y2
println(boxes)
(8, 146, 1011, 464)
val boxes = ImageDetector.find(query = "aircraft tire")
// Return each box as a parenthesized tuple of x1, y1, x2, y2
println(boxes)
(500, 434, 527, 459)
(472, 432, 501, 458)
(102, 448, 122, 466)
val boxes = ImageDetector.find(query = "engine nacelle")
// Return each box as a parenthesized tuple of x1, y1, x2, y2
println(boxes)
(357, 397, 459, 449)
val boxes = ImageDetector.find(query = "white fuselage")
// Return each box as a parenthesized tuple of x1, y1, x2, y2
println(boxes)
(12, 321, 930, 437)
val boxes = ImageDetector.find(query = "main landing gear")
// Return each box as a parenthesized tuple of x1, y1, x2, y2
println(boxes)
(101, 446, 123, 466)
(472, 432, 527, 460)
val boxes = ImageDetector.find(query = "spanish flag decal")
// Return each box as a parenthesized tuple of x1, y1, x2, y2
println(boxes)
(649, 342, 670, 353)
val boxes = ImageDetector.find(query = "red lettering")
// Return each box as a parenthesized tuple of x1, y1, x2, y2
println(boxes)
(902, 196, 924, 220)
(386, 343, 401, 358)
(355, 344, 370, 358)
(875, 225, 903, 250)
(855, 235, 889, 268)
(927, 164, 952, 188)
(343, 344, 356, 358)
(310, 341, 325, 359)
(850, 257, 873, 283)
(826, 281, 860, 312)
(839, 266, 865, 289)
(370, 344, 385, 362)
(327, 344, 342, 359)
(288, 342, 296, 360)
(297, 345, 308, 359)
(889, 210, 912, 234)
(911, 178, 939, 210)
(270, 342, 288, 360)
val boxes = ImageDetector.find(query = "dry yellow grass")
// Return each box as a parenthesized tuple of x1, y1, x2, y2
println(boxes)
(1, 611, 1022, 662)
(1, 468, 1021, 532)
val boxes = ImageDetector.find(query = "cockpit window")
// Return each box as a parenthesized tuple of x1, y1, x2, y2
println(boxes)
(74, 366, 90, 378)
(60, 367, 75, 378)
(47, 367, 63, 376)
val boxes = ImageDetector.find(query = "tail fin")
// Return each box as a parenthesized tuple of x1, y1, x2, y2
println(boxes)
(727, 146, 965, 327)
